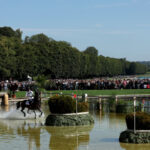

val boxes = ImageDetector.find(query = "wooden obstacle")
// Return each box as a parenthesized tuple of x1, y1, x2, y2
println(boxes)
(0, 92, 9, 106)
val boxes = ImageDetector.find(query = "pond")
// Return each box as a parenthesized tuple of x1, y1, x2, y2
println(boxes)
(0, 103, 150, 150)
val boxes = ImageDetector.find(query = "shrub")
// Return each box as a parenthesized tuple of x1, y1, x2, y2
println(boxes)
(126, 112, 150, 130)
(44, 80, 57, 90)
(48, 95, 89, 114)
(78, 102, 89, 112)
(33, 75, 46, 89)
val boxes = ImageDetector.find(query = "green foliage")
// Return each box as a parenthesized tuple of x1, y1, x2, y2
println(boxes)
(117, 100, 133, 105)
(84, 46, 98, 56)
(139, 61, 150, 71)
(48, 95, 76, 114)
(29, 33, 50, 44)
(78, 102, 89, 112)
(116, 101, 134, 113)
(48, 95, 89, 114)
(0, 26, 147, 80)
(44, 80, 57, 90)
(33, 75, 46, 89)
(83, 47, 98, 77)
(126, 112, 150, 130)
(0, 26, 16, 37)
(0, 67, 10, 78)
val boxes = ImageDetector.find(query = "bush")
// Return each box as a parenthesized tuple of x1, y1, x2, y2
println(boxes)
(48, 95, 89, 114)
(126, 112, 150, 130)
(33, 75, 46, 89)
(78, 102, 89, 112)
(44, 80, 57, 90)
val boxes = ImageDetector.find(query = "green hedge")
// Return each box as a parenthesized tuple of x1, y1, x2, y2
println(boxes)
(126, 112, 150, 130)
(48, 95, 89, 114)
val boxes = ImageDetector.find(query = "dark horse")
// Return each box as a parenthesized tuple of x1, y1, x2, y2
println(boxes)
(16, 90, 43, 118)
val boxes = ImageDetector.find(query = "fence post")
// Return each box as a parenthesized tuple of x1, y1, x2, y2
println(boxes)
(1, 94, 9, 106)
(85, 93, 88, 102)
(133, 96, 136, 133)
(99, 97, 102, 110)
(115, 96, 118, 103)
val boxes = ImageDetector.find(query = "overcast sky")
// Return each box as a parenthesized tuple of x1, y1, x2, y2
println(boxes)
(0, 0, 150, 61)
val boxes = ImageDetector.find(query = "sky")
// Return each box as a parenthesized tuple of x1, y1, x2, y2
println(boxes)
(0, 0, 150, 61)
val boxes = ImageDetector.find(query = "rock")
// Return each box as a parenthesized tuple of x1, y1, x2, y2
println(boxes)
(119, 130, 150, 143)
(45, 113, 94, 126)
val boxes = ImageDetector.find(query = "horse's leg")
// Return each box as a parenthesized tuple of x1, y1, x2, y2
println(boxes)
(38, 107, 43, 117)
(27, 108, 30, 114)
(16, 102, 21, 110)
(21, 107, 26, 117)
(33, 110, 36, 119)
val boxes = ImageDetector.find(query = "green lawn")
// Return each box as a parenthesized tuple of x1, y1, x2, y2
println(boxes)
(48, 89, 150, 96)
(15, 91, 26, 98)
(14, 89, 150, 98)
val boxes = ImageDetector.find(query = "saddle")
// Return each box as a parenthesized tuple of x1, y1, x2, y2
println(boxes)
(26, 99, 34, 105)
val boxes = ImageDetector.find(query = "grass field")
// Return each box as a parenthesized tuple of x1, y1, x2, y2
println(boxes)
(15, 89, 150, 98)
(49, 89, 150, 96)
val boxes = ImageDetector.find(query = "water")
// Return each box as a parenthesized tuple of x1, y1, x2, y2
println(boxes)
(0, 106, 45, 120)
(0, 105, 150, 150)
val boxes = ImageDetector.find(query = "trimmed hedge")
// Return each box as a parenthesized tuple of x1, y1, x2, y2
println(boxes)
(48, 95, 89, 114)
(126, 112, 150, 130)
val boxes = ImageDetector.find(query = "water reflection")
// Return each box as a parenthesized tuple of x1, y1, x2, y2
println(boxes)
(0, 118, 43, 150)
(0, 105, 10, 112)
(0, 105, 94, 150)
(1, 102, 150, 150)
(17, 120, 42, 150)
(46, 125, 93, 150)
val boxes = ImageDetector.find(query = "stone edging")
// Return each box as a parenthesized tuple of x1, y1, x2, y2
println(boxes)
(127, 129, 150, 133)
(45, 112, 94, 126)
(50, 112, 89, 116)
(119, 129, 150, 143)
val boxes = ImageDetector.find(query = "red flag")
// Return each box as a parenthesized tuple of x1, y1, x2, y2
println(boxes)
(142, 99, 145, 104)
(74, 94, 77, 98)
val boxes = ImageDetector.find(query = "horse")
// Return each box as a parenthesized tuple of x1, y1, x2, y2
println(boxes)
(16, 90, 43, 118)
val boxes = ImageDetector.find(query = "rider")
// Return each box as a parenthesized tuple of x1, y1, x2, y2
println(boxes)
(26, 88, 34, 105)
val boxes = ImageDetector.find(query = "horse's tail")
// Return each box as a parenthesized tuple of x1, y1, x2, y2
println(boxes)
(16, 101, 21, 109)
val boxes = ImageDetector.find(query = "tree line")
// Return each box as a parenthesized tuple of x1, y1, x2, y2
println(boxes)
(137, 61, 150, 71)
(0, 26, 147, 80)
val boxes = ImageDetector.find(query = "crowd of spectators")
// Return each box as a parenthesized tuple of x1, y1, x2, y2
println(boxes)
(1, 76, 150, 92)
(0, 80, 35, 97)
(52, 77, 150, 90)
(0, 81, 34, 91)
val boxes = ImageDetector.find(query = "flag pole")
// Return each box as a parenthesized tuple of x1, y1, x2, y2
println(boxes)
(134, 97, 136, 133)
(76, 96, 77, 114)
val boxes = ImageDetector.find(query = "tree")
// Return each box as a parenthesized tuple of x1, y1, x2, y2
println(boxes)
(84, 46, 98, 56)
(24, 36, 30, 43)
(0, 26, 147, 80)
(0, 26, 16, 37)
(83, 47, 98, 77)
(15, 29, 22, 39)
(29, 33, 50, 44)
(0, 67, 10, 79)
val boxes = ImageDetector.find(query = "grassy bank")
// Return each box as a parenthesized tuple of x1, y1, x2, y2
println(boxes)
(15, 91, 26, 98)
(14, 89, 150, 98)
(49, 89, 150, 96)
